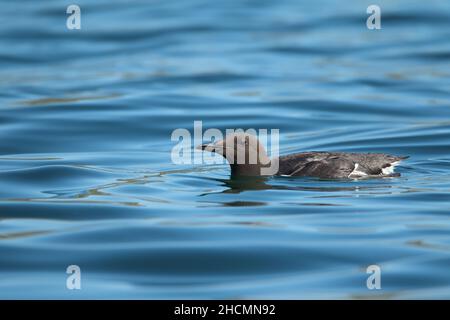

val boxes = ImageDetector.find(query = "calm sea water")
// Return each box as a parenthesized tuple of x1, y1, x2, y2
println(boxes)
(1, 0, 450, 299)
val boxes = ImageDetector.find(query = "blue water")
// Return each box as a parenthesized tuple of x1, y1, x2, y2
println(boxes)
(1, 0, 450, 299)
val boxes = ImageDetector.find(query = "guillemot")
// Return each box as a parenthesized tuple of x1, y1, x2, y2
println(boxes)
(198, 132, 408, 178)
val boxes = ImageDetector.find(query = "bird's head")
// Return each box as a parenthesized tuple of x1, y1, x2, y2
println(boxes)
(197, 132, 271, 176)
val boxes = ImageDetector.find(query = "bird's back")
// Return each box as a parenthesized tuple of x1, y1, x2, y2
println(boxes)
(277, 152, 408, 178)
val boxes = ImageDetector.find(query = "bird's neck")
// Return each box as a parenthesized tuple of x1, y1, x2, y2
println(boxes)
(230, 159, 274, 177)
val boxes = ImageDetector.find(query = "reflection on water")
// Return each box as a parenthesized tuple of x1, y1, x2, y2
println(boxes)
(0, 0, 450, 299)
(204, 176, 273, 194)
(20, 93, 122, 107)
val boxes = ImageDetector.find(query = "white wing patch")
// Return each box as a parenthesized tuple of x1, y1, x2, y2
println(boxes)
(381, 161, 399, 175)
(348, 163, 368, 178)
(348, 161, 400, 178)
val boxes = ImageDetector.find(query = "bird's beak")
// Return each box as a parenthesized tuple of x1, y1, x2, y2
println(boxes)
(196, 140, 224, 154)
(197, 143, 213, 151)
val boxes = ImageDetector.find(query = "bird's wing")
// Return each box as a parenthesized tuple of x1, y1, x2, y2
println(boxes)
(278, 152, 331, 175)
(289, 158, 355, 178)
(278, 152, 408, 178)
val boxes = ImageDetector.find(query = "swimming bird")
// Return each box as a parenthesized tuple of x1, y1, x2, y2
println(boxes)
(197, 132, 408, 178)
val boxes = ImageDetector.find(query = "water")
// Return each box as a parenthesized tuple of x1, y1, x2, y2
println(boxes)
(1, 0, 450, 299)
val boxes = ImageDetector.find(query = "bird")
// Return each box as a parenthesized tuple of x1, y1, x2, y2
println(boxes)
(197, 132, 408, 179)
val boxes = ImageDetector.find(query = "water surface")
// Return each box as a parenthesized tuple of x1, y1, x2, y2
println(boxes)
(1, 0, 450, 299)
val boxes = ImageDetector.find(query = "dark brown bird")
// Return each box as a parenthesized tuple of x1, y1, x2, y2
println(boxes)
(198, 132, 408, 178)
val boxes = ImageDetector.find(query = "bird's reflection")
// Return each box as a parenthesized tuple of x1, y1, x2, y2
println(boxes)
(218, 175, 273, 194)
(198, 176, 276, 196)
(200, 174, 399, 196)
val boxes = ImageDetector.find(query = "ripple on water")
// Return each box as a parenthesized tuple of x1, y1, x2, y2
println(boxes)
(1, 0, 450, 299)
